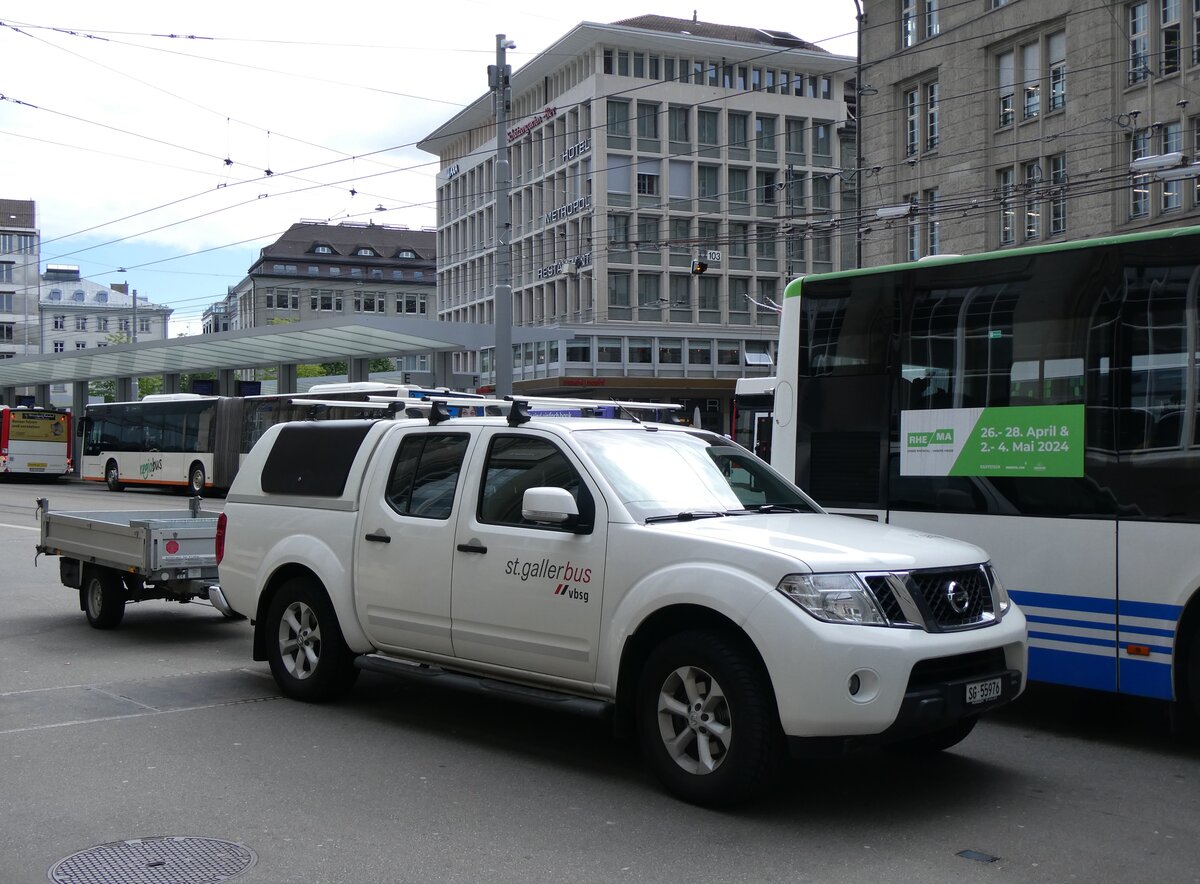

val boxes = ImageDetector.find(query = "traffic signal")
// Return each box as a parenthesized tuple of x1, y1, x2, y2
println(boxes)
(690, 259, 708, 275)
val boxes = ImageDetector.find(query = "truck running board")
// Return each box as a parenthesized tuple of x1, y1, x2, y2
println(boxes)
(354, 655, 613, 719)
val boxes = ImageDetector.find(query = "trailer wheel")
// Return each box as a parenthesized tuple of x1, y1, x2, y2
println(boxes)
(81, 567, 126, 629)
(187, 462, 206, 495)
(265, 576, 358, 702)
(104, 460, 123, 492)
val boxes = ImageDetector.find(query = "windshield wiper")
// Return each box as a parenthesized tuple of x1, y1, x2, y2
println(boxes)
(754, 503, 808, 513)
(645, 510, 729, 523)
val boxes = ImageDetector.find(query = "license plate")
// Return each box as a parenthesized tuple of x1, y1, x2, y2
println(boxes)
(966, 676, 1003, 705)
(28, 463, 46, 469)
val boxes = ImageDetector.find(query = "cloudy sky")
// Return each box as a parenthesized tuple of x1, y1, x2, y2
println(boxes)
(1, 1, 858, 334)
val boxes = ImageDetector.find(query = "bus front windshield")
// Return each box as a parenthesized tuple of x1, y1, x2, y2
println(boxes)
(574, 428, 819, 522)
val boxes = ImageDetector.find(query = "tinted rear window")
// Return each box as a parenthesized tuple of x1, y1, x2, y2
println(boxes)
(261, 422, 373, 496)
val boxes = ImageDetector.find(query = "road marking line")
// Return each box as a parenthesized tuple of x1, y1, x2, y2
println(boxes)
(0, 521, 39, 532)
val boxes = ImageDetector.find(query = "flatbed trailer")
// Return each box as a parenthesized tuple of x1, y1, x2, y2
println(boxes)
(34, 496, 237, 629)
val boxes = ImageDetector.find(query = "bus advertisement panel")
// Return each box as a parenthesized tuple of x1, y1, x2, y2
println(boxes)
(1, 406, 72, 477)
(771, 224, 1200, 716)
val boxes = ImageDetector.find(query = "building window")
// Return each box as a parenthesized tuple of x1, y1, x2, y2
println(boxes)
(904, 89, 919, 156)
(812, 122, 832, 162)
(636, 170, 660, 196)
(925, 188, 940, 255)
(668, 106, 689, 142)
(53, 314, 65, 330)
(119, 318, 131, 331)
(1022, 43, 1040, 120)
(785, 117, 806, 156)
(636, 102, 659, 139)
(1163, 121, 1183, 210)
(925, 81, 939, 150)
(1130, 2, 1150, 84)
(998, 50, 1015, 126)
(72, 290, 85, 302)
(902, 0, 917, 47)
(1024, 163, 1042, 239)
(98, 317, 109, 331)
(1163, 0, 1181, 74)
(698, 109, 719, 146)
(812, 174, 832, 212)
(54, 341, 64, 353)
(998, 168, 1015, 244)
(606, 100, 630, 137)
(755, 115, 777, 152)
(75, 341, 86, 350)
(0, 322, 12, 342)
(75, 316, 87, 331)
(608, 273, 631, 319)
(609, 213, 630, 248)
(1050, 153, 1068, 234)
(637, 216, 660, 249)
(729, 223, 750, 258)
(1049, 32, 1067, 110)
(728, 168, 750, 205)
(0, 294, 10, 311)
(905, 194, 920, 261)
(1130, 129, 1151, 217)
(598, 337, 622, 362)
(398, 293, 427, 315)
(728, 113, 749, 150)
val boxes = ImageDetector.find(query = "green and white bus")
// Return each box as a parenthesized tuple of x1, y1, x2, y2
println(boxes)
(772, 224, 1200, 714)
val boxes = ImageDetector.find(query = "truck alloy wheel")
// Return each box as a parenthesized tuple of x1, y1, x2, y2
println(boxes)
(265, 577, 358, 702)
(637, 630, 782, 806)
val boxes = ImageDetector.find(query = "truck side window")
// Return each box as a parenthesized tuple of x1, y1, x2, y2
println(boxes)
(386, 432, 469, 520)
(479, 435, 594, 531)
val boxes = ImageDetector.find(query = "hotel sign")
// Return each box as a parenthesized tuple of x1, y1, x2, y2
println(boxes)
(562, 138, 591, 162)
(507, 106, 557, 144)
(543, 195, 592, 226)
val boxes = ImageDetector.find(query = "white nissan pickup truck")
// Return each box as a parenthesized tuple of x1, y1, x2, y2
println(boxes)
(216, 397, 1027, 806)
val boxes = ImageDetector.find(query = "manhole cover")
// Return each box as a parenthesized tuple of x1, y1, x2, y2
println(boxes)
(49, 836, 256, 883)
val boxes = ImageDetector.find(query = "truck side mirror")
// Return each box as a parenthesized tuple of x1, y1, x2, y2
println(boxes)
(522, 487, 579, 526)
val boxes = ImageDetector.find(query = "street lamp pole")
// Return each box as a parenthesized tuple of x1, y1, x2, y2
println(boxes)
(490, 35, 515, 397)
(854, 0, 865, 270)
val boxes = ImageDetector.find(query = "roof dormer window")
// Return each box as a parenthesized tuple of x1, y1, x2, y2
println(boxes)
(72, 290, 85, 301)
(354, 247, 377, 257)
(395, 249, 417, 259)
(49, 289, 62, 301)
(95, 291, 108, 303)
(312, 244, 334, 255)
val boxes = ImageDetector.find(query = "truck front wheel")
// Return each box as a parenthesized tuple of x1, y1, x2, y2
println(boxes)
(81, 567, 126, 629)
(636, 630, 783, 806)
(265, 577, 359, 702)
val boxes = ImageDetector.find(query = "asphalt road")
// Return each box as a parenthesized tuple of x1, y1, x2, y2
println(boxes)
(1, 479, 1198, 883)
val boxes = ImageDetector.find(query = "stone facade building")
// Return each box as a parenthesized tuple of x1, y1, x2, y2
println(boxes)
(420, 14, 854, 431)
(859, 0, 1200, 266)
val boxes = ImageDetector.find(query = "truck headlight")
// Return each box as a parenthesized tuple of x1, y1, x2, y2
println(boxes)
(988, 564, 1011, 618)
(776, 573, 886, 625)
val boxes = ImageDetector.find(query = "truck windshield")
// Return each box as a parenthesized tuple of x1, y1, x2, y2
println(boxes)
(574, 428, 819, 522)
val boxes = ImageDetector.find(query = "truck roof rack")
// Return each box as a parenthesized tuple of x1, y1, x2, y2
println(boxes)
(288, 394, 682, 428)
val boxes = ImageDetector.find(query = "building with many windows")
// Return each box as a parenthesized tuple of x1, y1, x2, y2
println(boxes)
(39, 265, 173, 353)
(860, 0, 1200, 266)
(216, 220, 439, 375)
(419, 14, 854, 431)
(0, 199, 41, 360)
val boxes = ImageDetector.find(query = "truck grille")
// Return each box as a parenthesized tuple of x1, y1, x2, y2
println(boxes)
(865, 564, 996, 632)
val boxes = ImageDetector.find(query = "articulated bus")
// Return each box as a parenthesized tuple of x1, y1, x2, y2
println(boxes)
(80, 383, 477, 494)
(0, 405, 72, 479)
(771, 224, 1200, 715)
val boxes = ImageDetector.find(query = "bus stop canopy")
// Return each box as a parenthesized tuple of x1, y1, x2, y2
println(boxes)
(0, 317, 561, 388)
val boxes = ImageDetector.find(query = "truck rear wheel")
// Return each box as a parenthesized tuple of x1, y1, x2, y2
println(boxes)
(81, 567, 126, 629)
(636, 629, 783, 806)
(265, 577, 359, 702)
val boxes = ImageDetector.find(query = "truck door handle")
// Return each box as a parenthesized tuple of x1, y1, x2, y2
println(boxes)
(365, 532, 391, 543)
(457, 543, 487, 554)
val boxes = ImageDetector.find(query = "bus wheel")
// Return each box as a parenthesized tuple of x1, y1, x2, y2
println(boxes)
(187, 462, 206, 495)
(104, 460, 123, 492)
(81, 567, 126, 629)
